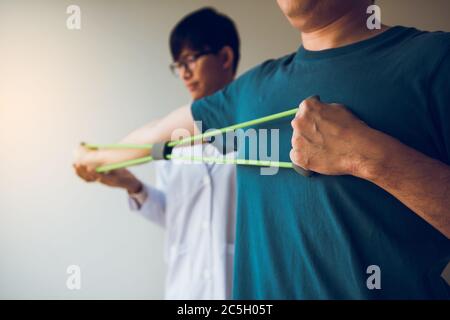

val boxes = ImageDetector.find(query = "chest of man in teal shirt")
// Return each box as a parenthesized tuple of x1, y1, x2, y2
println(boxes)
(192, 26, 450, 299)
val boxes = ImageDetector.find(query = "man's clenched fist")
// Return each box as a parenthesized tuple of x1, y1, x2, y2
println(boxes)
(290, 96, 375, 177)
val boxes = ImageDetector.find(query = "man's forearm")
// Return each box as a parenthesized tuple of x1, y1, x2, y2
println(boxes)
(91, 105, 198, 166)
(357, 129, 450, 239)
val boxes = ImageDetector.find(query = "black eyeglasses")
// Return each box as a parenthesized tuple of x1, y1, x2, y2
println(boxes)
(169, 50, 215, 77)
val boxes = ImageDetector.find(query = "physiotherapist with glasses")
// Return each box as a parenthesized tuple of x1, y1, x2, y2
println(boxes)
(74, 8, 240, 300)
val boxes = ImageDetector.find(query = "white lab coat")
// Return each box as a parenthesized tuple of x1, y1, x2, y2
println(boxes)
(129, 144, 236, 299)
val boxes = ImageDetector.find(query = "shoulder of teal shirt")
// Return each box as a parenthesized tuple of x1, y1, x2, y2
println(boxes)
(397, 27, 450, 163)
(394, 26, 450, 74)
(190, 52, 297, 133)
(420, 29, 450, 163)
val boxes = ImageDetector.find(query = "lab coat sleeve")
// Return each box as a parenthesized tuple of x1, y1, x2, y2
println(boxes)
(128, 162, 168, 228)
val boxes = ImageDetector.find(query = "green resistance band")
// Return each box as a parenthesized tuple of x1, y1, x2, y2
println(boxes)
(95, 155, 295, 173)
(85, 100, 318, 177)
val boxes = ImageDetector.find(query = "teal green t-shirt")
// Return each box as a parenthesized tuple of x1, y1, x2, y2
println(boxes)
(191, 26, 450, 299)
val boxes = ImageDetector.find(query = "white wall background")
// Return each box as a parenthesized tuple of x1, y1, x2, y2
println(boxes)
(0, 0, 449, 299)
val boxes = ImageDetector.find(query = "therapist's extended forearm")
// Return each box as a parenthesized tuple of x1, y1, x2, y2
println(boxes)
(94, 105, 198, 165)
(357, 132, 450, 239)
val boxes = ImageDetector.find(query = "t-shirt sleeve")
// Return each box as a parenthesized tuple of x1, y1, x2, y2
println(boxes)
(191, 81, 239, 134)
(429, 42, 450, 164)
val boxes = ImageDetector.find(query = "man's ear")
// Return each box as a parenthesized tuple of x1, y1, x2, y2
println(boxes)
(219, 46, 235, 72)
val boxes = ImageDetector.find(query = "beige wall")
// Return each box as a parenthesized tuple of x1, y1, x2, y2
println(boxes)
(379, 0, 450, 31)
(0, 0, 448, 299)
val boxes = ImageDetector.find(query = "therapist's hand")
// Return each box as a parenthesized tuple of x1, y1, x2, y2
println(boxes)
(290, 96, 384, 177)
(73, 144, 103, 170)
(73, 164, 143, 194)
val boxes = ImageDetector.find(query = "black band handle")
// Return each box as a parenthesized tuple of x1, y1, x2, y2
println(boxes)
(292, 164, 314, 177)
(151, 142, 173, 160)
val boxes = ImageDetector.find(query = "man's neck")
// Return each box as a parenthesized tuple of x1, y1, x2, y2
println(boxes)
(300, 5, 388, 51)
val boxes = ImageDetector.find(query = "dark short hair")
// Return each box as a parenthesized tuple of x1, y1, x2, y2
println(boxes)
(169, 7, 241, 73)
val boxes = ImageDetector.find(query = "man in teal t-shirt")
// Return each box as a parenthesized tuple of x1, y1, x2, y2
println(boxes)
(191, 0, 450, 299)
(77, 0, 450, 299)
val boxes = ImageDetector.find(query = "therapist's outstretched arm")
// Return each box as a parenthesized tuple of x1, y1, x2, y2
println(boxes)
(75, 104, 199, 168)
